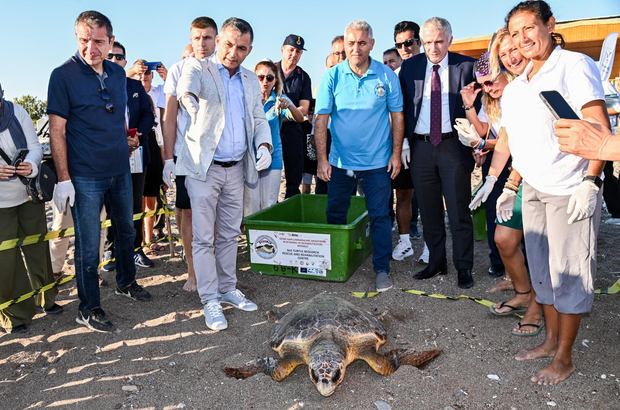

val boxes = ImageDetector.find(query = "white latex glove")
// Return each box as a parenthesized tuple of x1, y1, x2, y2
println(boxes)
(567, 180, 600, 224)
(162, 159, 175, 188)
(469, 175, 497, 210)
(401, 148, 411, 170)
(255, 146, 272, 171)
(54, 180, 75, 214)
(496, 188, 517, 223)
(180, 94, 198, 124)
(454, 123, 482, 148)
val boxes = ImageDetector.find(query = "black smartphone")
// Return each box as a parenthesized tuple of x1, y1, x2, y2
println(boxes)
(539, 91, 580, 120)
(11, 148, 28, 167)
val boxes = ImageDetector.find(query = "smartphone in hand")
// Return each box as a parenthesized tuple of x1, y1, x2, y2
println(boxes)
(127, 128, 138, 137)
(539, 91, 580, 120)
(144, 62, 162, 71)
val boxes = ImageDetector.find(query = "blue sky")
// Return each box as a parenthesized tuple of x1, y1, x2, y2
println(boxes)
(1, 0, 618, 101)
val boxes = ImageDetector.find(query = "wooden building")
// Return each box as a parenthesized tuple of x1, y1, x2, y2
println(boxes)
(450, 15, 620, 88)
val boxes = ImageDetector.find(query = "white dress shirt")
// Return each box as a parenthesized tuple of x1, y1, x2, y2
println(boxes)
(213, 58, 247, 162)
(415, 53, 452, 134)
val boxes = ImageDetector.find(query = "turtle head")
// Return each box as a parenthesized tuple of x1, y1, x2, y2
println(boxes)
(308, 349, 345, 397)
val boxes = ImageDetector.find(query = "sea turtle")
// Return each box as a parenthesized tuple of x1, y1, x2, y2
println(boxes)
(223, 294, 440, 396)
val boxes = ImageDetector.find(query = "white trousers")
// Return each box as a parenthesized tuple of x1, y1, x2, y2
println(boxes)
(243, 168, 282, 217)
(186, 162, 244, 304)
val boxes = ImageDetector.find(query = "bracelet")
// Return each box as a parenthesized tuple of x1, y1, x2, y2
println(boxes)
(504, 183, 519, 193)
(463, 103, 475, 111)
(474, 138, 486, 154)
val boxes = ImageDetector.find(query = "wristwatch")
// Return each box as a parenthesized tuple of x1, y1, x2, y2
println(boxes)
(583, 175, 603, 188)
(462, 103, 475, 111)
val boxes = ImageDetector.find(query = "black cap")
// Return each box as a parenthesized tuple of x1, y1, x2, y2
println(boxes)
(282, 34, 306, 51)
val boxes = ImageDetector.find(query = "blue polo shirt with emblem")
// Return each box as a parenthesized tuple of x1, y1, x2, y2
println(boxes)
(47, 52, 129, 178)
(315, 57, 403, 170)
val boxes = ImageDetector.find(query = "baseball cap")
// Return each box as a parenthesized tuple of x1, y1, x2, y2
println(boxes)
(283, 34, 307, 51)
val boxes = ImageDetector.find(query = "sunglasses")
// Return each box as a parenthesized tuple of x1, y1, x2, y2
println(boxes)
(475, 77, 499, 89)
(257, 74, 275, 82)
(107, 53, 126, 61)
(395, 39, 419, 49)
(99, 88, 114, 114)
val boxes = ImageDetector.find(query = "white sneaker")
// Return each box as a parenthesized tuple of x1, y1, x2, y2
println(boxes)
(204, 301, 228, 330)
(605, 217, 620, 225)
(392, 239, 413, 261)
(418, 243, 430, 264)
(220, 289, 258, 312)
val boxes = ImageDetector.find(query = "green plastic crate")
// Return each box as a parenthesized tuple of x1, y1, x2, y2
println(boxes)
(243, 194, 372, 282)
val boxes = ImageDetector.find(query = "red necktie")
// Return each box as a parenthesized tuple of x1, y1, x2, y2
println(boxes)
(430, 64, 442, 147)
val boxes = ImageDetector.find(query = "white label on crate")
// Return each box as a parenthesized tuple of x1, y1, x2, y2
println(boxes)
(299, 267, 327, 277)
(248, 230, 332, 270)
(366, 222, 370, 237)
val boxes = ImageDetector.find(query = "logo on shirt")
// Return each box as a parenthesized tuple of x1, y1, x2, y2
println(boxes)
(374, 83, 386, 98)
(133, 93, 139, 98)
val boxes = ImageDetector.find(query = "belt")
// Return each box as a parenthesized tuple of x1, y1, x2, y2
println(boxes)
(213, 160, 239, 168)
(413, 132, 454, 142)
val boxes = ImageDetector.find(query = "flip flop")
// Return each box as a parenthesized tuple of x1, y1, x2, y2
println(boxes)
(511, 320, 545, 337)
(489, 301, 528, 316)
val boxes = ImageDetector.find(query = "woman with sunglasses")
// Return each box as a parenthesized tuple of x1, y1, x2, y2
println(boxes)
(459, 27, 546, 339)
(499, 0, 608, 385)
(244, 60, 304, 215)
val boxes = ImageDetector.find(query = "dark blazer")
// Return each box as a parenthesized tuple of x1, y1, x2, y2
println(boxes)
(126, 78, 155, 166)
(399, 51, 478, 169)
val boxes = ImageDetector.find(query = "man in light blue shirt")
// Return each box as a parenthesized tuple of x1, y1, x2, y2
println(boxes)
(177, 18, 273, 331)
(315, 20, 405, 292)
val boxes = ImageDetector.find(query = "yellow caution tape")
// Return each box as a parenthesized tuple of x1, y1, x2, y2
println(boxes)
(594, 278, 620, 294)
(0, 208, 172, 252)
(350, 292, 381, 298)
(0, 274, 75, 312)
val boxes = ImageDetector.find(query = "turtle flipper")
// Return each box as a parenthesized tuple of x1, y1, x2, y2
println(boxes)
(360, 348, 441, 376)
(223, 357, 305, 382)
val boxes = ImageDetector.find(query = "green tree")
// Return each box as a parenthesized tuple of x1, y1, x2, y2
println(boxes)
(13, 95, 47, 125)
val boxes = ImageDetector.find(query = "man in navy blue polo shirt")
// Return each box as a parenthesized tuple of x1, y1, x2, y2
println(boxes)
(47, 10, 151, 333)
(315, 20, 405, 293)
(277, 34, 312, 198)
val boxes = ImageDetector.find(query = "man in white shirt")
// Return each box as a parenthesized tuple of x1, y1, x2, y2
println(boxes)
(176, 17, 272, 330)
(161, 17, 217, 292)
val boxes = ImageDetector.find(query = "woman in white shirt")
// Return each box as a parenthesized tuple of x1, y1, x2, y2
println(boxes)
(0, 86, 61, 333)
(460, 28, 547, 339)
(500, 0, 609, 386)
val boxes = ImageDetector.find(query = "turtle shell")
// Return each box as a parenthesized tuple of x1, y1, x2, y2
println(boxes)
(269, 294, 387, 353)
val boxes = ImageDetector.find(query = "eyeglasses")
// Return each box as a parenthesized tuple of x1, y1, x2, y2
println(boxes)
(395, 39, 419, 49)
(107, 53, 125, 61)
(257, 74, 275, 82)
(99, 88, 114, 114)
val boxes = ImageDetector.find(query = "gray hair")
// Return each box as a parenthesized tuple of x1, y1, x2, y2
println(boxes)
(421, 17, 452, 40)
(221, 17, 254, 44)
(75, 10, 114, 40)
(345, 20, 373, 39)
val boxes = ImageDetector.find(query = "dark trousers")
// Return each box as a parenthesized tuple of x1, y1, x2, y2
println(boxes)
(603, 161, 620, 218)
(73, 172, 136, 311)
(327, 166, 392, 273)
(411, 192, 419, 226)
(0, 202, 57, 330)
(481, 152, 511, 267)
(281, 125, 305, 198)
(104, 170, 146, 254)
(411, 138, 474, 270)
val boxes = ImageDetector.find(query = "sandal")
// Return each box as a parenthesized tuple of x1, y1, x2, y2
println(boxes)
(148, 243, 165, 252)
(512, 320, 545, 337)
(489, 301, 528, 316)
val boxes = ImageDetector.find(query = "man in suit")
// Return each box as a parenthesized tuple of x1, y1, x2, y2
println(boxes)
(103, 41, 156, 270)
(399, 17, 477, 289)
(176, 17, 272, 330)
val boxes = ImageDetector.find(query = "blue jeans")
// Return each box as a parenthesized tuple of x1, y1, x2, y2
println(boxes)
(327, 166, 392, 273)
(72, 172, 136, 311)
